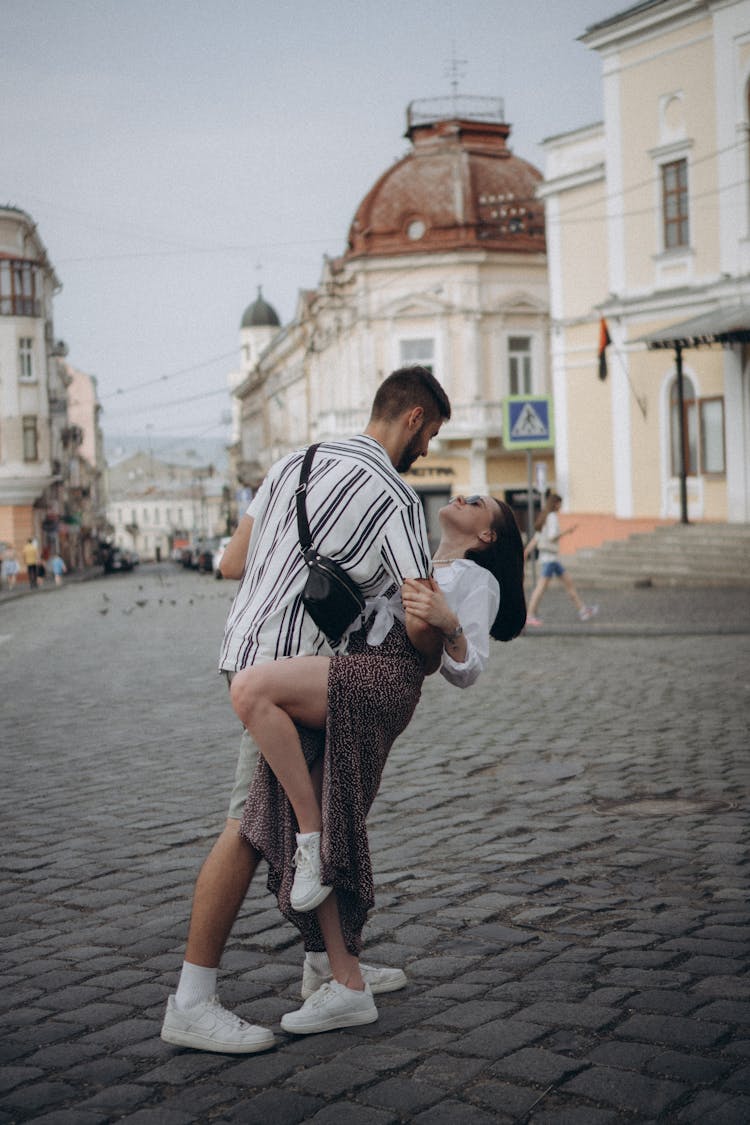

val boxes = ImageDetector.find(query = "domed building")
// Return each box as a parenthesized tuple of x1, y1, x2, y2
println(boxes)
(347, 104, 545, 259)
(232, 97, 552, 539)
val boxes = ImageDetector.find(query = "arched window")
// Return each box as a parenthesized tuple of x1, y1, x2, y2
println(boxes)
(670, 374, 726, 477)
(670, 374, 697, 476)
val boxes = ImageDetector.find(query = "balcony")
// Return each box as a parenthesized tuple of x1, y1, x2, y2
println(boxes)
(315, 401, 505, 442)
(0, 296, 41, 317)
(440, 401, 504, 440)
(315, 409, 370, 440)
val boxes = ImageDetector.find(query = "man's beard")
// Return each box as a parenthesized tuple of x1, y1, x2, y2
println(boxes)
(395, 431, 424, 473)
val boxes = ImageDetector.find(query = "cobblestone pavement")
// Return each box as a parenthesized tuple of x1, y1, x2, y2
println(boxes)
(2, 566, 749, 1124)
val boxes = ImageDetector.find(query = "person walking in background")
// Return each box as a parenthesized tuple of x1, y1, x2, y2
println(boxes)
(50, 553, 67, 586)
(22, 539, 39, 588)
(1, 548, 19, 590)
(524, 491, 597, 627)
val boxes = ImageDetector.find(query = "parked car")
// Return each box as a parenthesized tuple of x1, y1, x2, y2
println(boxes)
(195, 545, 214, 574)
(102, 546, 138, 574)
(212, 536, 233, 579)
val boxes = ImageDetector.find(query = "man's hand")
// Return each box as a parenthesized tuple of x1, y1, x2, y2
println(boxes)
(402, 577, 444, 675)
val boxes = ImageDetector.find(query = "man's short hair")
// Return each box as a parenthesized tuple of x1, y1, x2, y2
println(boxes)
(370, 366, 451, 424)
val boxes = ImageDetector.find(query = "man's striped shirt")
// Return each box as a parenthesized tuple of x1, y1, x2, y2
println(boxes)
(219, 435, 432, 671)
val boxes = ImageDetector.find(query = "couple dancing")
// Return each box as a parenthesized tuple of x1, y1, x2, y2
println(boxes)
(161, 365, 526, 1053)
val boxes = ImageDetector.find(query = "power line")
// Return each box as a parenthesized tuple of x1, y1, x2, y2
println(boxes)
(99, 348, 238, 401)
(104, 384, 230, 419)
(56, 237, 340, 266)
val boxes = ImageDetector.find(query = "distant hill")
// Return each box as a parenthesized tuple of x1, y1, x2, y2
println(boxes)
(104, 432, 229, 471)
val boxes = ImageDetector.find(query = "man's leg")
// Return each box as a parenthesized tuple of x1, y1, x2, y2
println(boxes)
(161, 730, 275, 1054)
(184, 818, 259, 967)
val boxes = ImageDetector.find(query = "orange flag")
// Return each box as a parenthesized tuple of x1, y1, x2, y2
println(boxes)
(598, 317, 611, 380)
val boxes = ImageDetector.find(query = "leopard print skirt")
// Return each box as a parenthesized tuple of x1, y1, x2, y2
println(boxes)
(239, 618, 425, 954)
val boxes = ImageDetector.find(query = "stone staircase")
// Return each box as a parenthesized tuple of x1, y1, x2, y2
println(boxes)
(564, 522, 750, 588)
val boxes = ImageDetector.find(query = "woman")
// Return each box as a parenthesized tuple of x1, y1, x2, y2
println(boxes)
(230, 494, 526, 1029)
(524, 491, 597, 626)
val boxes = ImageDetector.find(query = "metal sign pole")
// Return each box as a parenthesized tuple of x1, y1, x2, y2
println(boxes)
(527, 450, 536, 586)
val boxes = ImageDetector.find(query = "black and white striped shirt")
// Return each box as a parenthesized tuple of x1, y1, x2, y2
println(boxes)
(219, 435, 432, 671)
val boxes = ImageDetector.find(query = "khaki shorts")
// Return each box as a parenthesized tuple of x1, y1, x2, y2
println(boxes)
(227, 727, 259, 821)
(223, 672, 259, 821)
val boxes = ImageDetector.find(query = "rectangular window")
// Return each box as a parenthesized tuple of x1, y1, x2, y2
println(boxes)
(142, 508, 149, 524)
(700, 397, 725, 475)
(18, 337, 34, 380)
(153, 507, 160, 524)
(165, 508, 171, 524)
(22, 415, 38, 461)
(131, 509, 137, 526)
(0, 261, 37, 316)
(177, 507, 184, 525)
(117, 508, 122, 524)
(662, 159, 689, 250)
(400, 338, 434, 372)
(508, 336, 532, 395)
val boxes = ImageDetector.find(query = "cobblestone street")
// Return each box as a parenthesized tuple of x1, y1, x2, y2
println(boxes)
(2, 566, 749, 1124)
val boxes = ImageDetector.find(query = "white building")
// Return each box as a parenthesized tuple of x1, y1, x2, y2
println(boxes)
(106, 452, 226, 561)
(232, 98, 552, 542)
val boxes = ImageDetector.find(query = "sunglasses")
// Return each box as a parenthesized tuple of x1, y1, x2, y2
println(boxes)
(464, 495, 483, 506)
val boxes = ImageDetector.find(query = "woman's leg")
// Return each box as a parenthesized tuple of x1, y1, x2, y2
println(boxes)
(315, 895, 365, 990)
(234, 663, 366, 990)
(303, 756, 365, 990)
(561, 571, 585, 613)
(230, 657, 330, 834)
(527, 575, 550, 618)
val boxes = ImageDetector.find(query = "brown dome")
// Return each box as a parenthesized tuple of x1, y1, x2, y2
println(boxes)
(346, 102, 545, 259)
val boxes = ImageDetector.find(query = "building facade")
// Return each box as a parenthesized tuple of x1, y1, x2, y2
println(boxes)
(539, 0, 750, 535)
(61, 362, 107, 566)
(0, 208, 107, 576)
(106, 452, 227, 561)
(231, 98, 552, 543)
(0, 206, 62, 567)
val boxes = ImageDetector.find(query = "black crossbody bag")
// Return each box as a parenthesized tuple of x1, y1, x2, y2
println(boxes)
(296, 444, 366, 646)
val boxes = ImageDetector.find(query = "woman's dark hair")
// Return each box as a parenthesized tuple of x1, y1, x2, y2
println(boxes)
(465, 498, 527, 641)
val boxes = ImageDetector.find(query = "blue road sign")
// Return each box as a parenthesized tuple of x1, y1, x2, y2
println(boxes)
(503, 395, 554, 450)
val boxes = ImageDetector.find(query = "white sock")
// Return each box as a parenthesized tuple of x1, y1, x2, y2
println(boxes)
(305, 950, 330, 973)
(174, 961, 217, 1011)
(296, 831, 320, 844)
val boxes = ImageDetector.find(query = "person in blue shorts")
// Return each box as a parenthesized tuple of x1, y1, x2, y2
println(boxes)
(524, 491, 597, 626)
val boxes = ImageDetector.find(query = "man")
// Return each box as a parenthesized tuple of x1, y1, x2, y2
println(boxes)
(161, 366, 450, 1053)
(22, 538, 38, 588)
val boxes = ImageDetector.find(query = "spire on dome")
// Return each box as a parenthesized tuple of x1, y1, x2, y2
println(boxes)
(240, 286, 280, 329)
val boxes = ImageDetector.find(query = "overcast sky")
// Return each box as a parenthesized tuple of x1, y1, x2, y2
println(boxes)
(2, 0, 622, 453)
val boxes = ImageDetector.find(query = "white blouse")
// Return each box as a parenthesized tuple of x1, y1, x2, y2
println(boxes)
(364, 559, 500, 689)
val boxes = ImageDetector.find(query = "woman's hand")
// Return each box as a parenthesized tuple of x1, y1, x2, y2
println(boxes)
(402, 577, 459, 636)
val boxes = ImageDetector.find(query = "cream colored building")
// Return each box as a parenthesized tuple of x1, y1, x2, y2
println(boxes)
(232, 98, 552, 542)
(540, 0, 750, 534)
(0, 206, 62, 558)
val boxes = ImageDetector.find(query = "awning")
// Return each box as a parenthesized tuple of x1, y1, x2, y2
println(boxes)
(640, 304, 750, 349)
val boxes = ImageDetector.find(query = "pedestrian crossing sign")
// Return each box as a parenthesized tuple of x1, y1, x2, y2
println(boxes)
(503, 395, 554, 450)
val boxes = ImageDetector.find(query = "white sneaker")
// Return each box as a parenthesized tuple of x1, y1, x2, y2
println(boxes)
(301, 958, 407, 1000)
(281, 980, 378, 1035)
(160, 995, 275, 1054)
(579, 604, 599, 622)
(290, 832, 332, 913)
